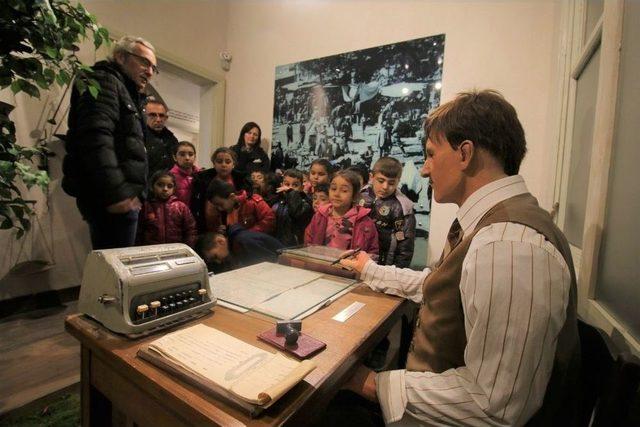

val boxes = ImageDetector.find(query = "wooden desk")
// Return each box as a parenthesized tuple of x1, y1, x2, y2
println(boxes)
(66, 285, 412, 426)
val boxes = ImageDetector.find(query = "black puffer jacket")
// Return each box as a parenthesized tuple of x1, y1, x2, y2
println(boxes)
(231, 144, 270, 175)
(272, 190, 313, 247)
(145, 126, 178, 177)
(62, 60, 147, 213)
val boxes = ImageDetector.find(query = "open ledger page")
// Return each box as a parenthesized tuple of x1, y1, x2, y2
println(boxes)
(210, 262, 357, 319)
(211, 262, 324, 310)
(281, 245, 346, 263)
(146, 324, 316, 406)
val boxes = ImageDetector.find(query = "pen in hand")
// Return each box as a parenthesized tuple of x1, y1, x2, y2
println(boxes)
(331, 248, 362, 265)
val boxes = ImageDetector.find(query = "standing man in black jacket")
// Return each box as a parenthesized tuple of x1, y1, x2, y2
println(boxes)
(62, 35, 157, 249)
(144, 99, 178, 177)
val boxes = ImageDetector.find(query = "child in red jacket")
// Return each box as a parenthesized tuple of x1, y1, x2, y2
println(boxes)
(206, 178, 275, 234)
(137, 170, 197, 247)
(304, 170, 378, 257)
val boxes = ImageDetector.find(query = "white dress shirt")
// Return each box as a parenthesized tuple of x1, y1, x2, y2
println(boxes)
(360, 175, 571, 426)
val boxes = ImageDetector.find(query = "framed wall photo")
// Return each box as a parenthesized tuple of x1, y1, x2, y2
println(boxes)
(271, 34, 445, 240)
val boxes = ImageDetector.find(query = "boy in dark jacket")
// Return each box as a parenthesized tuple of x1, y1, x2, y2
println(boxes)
(196, 225, 284, 274)
(360, 157, 416, 268)
(272, 169, 313, 247)
(206, 179, 275, 234)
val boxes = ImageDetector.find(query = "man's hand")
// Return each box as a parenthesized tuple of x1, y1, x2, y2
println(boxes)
(339, 250, 371, 274)
(342, 364, 378, 402)
(106, 197, 141, 214)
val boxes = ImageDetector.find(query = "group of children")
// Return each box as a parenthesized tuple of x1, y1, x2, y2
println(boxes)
(136, 139, 417, 273)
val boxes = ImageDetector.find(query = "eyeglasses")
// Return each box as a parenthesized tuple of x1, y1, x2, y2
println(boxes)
(126, 51, 159, 75)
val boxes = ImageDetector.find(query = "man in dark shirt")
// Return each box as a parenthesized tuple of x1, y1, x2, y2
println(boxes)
(144, 99, 178, 177)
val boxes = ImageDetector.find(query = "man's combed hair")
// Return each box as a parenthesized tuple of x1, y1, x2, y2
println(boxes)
(145, 98, 168, 112)
(372, 157, 403, 179)
(206, 179, 235, 201)
(425, 89, 527, 175)
(109, 35, 155, 61)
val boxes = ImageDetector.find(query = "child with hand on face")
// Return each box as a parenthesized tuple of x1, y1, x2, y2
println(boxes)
(360, 157, 416, 268)
(303, 158, 332, 195)
(206, 179, 275, 235)
(272, 169, 313, 246)
(170, 141, 201, 206)
(251, 170, 279, 207)
(311, 183, 330, 212)
(304, 170, 378, 256)
(191, 147, 249, 233)
(137, 170, 197, 247)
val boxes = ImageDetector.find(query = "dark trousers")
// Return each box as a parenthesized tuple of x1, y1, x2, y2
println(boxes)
(315, 390, 384, 427)
(80, 203, 139, 250)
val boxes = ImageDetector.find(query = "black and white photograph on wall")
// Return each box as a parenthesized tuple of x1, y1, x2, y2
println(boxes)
(271, 34, 445, 256)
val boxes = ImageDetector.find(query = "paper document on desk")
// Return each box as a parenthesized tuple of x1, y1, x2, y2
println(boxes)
(142, 324, 316, 407)
(254, 277, 356, 319)
(209, 262, 356, 319)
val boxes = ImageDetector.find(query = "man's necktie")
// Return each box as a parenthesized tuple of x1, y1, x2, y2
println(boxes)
(443, 218, 463, 258)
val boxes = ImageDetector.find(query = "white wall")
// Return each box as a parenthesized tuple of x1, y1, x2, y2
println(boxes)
(224, 0, 564, 263)
(0, 0, 566, 299)
(0, 0, 229, 300)
(84, 0, 229, 74)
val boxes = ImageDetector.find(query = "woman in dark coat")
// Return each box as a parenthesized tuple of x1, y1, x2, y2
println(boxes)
(230, 122, 270, 175)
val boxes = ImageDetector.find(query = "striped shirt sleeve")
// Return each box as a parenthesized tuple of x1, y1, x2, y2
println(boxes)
(376, 223, 571, 426)
(361, 260, 431, 304)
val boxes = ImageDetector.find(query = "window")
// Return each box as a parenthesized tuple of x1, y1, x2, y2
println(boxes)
(553, 0, 639, 353)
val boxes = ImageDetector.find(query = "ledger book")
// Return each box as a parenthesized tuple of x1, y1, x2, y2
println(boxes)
(138, 323, 316, 416)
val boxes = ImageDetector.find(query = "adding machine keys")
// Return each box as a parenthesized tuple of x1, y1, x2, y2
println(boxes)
(78, 244, 215, 337)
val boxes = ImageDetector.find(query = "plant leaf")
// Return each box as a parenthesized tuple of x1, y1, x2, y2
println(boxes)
(88, 85, 99, 99)
(45, 46, 59, 59)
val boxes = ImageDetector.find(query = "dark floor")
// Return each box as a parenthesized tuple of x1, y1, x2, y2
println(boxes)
(0, 300, 80, 416)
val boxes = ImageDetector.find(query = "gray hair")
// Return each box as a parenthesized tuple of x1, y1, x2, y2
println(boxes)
(145, 97, 169, 112)
(109, 35, 155, 61)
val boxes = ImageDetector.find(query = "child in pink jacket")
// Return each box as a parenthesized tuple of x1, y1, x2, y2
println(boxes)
(304, 170, 378, 257)
(170, 141, 201, 206)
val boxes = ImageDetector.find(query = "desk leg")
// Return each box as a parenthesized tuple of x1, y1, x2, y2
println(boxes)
(81, 346, 112, 427)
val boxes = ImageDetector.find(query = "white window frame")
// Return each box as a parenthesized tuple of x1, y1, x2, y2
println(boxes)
(552, 0, 639, 354)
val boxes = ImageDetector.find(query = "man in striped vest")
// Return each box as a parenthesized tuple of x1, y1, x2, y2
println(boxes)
(339, 90, 579, 426)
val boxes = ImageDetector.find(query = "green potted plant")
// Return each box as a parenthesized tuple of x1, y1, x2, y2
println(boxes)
(0, 0, 109, 238)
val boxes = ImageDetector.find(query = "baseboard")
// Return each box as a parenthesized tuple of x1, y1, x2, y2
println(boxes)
(0, 286, 80, 321)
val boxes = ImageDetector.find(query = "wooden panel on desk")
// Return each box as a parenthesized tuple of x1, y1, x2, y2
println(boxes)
(277, 254, 357, 279)
(66, 285, 409, 426)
